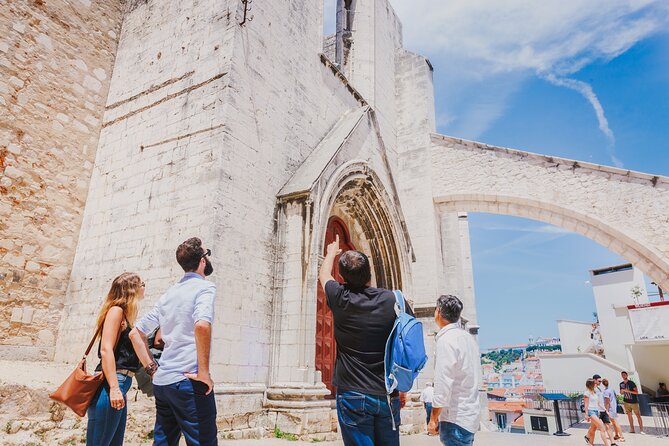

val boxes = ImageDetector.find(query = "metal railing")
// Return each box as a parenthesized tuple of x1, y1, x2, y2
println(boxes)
(523, 392, 583, 429)
(650, 403, 669, 437)
(556, 398, 583, 428)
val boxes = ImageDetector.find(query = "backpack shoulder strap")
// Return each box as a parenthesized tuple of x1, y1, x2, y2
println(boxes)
(393, 290, 406, 315)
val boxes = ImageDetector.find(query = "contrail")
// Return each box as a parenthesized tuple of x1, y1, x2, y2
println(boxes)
(544, 74, 623, 168)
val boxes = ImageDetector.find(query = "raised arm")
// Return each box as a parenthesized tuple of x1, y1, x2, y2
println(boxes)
(318, 234, 341, 290)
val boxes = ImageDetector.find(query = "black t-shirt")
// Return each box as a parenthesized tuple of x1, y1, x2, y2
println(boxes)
(620, 380, 638, 403)
(325, 280, 412, 396)
(95, 324, 141, 375)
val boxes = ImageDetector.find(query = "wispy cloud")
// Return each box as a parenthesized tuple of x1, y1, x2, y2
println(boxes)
(389, 0, 669, 165)
(475, 228, 571, 259)
(543, 74, 623, 167)
(476, 223, 571, 235)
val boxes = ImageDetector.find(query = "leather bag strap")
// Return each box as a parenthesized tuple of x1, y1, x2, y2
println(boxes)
(82, 326, 102, 360)
(82, 316, 125, 360)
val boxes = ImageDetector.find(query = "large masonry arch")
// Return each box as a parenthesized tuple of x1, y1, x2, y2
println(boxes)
(429, 134, 669, 289)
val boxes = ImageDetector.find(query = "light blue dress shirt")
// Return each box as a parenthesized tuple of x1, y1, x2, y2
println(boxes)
(136, 272, 216, 386)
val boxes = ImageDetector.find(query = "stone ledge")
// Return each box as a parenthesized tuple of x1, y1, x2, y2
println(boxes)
(431, 133, 669, 188)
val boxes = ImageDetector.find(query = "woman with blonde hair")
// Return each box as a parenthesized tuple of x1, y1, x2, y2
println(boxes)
(86, 272, 145, 446)
(584, 378, 613, 446)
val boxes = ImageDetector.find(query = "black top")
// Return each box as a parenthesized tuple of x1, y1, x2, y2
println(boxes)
(620, 379, 638, 403)
(95, 322, 141, 374)
(325, 280, 412, 396)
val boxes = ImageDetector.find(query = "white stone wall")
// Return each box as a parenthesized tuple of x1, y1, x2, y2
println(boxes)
(55, 0, 415, 395)
(344, 0, 403, 161)
(395, 50, 451, 308)
(55, 0, 239, 361)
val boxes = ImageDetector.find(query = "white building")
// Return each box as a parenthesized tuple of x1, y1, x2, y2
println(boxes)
(541, 263, 669, 394)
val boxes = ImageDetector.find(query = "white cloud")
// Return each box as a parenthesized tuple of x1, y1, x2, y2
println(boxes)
(477, 223, 571, 235)
(544, 74, 624, 167)
(388, 0, 669, 164)
(390, 0, 669, 75)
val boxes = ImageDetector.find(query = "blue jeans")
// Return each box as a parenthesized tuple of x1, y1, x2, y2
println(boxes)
(424, 403, 433, 426)
(336, 390, 400, 446)
(86, 373, 133, 446)
(153, 378, 217, 446)
(439, 421, 475, 446)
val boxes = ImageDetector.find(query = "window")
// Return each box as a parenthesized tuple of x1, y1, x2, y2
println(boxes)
(496, 413, 507, 430)
(530, 416, 549, 432)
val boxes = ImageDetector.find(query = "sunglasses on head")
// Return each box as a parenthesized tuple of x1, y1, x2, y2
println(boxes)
(203, 248, 211, 258)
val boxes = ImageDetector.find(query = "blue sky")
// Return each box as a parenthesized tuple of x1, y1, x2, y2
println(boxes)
(386, 1, 669, 349)
(467, 34, 669, 349)
(325, 1, 669, 348)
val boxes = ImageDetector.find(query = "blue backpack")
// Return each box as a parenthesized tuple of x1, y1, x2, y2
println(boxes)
(384, 290, 428, 395)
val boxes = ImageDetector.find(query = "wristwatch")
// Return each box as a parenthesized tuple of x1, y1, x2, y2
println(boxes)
(145, 362, 159, 377)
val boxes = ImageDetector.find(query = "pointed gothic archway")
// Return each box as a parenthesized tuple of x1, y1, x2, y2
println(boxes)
(311, 168, 412, 393)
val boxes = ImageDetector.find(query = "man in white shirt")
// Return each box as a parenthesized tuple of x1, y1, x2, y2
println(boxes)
(427, 295, 481, 446)
(130, 237, 217, 446)
(419, 383, 434, 430)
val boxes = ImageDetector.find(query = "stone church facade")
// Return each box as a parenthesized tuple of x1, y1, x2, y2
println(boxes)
(2, 0, 669, 438)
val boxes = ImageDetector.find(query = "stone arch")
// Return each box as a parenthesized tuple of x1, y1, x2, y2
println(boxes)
(427, 135, 669, 290)
(436, 194, 669, 288)
(315, 160, 413, 292)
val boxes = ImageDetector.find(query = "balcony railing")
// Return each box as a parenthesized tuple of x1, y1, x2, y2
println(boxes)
(650, 403, 669, 437)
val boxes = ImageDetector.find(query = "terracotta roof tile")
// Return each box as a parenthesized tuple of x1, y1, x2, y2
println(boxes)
(487, 401, 526, 413)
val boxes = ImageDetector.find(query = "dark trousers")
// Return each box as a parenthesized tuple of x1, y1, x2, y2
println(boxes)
(153, 379, 217, 446)
(424, 402, 433, 426)
(336, 390, 401, 446)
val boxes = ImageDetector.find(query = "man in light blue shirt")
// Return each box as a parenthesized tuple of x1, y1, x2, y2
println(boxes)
(130, 237, 217, 446)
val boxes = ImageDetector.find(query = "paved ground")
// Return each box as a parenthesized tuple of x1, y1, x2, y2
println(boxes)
(216, 417, 669, 446)
(2, 361, 667, 445)
(219, 428, 667, 446)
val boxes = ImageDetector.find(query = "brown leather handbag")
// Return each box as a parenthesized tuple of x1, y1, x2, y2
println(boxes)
(50, 323, 122, 417)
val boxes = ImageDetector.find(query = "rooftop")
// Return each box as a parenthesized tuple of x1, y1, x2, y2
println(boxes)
(488, 401, 526, 413)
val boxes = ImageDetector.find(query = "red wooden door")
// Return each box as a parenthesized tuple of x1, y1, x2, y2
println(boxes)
(316, 217, 355, 397)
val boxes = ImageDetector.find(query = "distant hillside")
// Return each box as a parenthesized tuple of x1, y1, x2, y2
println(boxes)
(481, 349, 522, 371)
(481, 345, 561, 371)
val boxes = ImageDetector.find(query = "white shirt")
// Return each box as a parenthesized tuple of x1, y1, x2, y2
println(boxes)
(136, 273, 216, 386)
(585, 389, 600, 411)
(420, 386, 434, 404)
(432, 323, 482, 433)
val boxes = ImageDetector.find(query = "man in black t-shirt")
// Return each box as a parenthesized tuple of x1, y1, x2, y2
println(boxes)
(318, 234, 402, 446)
(620, 371, 644, 434)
